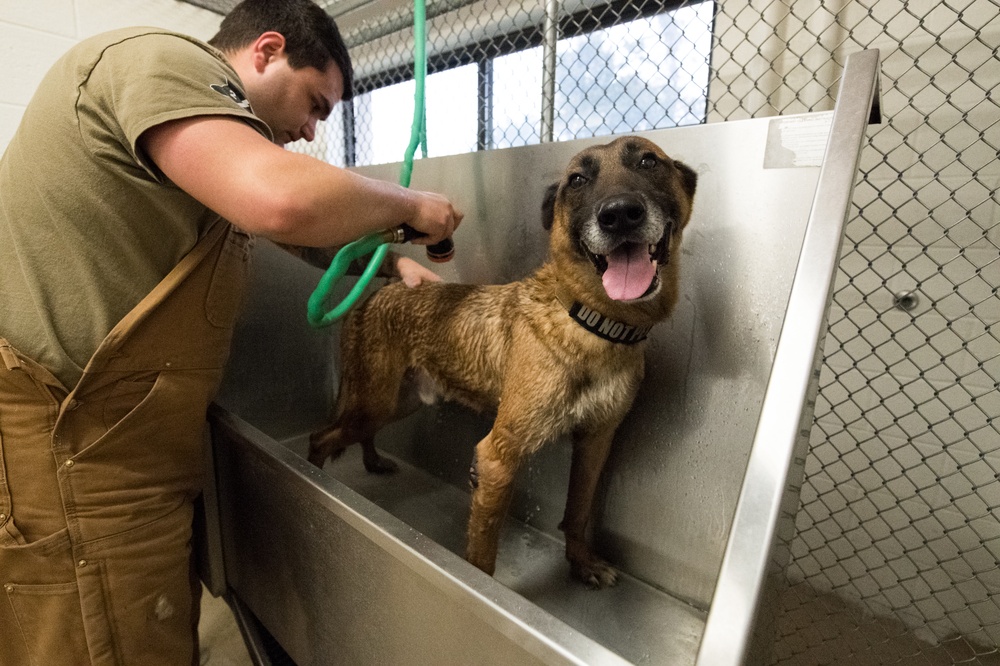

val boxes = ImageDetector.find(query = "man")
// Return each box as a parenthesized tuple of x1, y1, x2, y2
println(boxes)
(0, 1, 460, 664)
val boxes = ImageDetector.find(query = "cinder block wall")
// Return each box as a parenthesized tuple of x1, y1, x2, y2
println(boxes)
(0, 0, 222, 151)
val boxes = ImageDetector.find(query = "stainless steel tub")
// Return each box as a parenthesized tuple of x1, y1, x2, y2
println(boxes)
(204, 50, 881, 666)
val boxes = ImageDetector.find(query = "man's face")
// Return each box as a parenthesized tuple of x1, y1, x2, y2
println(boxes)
(248, 53, 344, 146)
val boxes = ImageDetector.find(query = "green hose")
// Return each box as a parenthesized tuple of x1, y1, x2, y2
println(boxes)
(307, 0, 428, 328)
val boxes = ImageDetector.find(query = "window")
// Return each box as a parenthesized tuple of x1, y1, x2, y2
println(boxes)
(355, 64, 479, 166)
(492, 47, 544, 148)
(297, 1, 714, 167)
(493, 3, 713, 149)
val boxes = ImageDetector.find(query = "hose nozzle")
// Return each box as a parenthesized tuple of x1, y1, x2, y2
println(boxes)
(392, 224, 455, 262)
(425, 238, 454, 262)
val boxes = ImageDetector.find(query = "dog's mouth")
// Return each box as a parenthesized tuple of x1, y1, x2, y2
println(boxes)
(583, 234, 669, 302)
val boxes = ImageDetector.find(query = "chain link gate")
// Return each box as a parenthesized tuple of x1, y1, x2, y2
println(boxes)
(185, 0, 999, 662)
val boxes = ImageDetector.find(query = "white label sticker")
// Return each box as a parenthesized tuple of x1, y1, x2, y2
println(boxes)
(764, 112, 834, 168)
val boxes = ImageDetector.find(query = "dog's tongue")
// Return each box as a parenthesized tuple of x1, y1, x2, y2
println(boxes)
(602, 243, 656, 301)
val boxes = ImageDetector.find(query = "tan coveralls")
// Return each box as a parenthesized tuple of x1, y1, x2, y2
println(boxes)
(0, 219, 251, 665)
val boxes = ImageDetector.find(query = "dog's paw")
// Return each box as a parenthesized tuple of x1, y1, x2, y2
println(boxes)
(306, 449, 327, 468)
(571, 558, 619, 589)
(306, 446, 345, 468)
(363, 454, 399, 474)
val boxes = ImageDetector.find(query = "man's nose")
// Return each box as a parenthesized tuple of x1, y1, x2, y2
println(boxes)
(301, 118, 318, 142)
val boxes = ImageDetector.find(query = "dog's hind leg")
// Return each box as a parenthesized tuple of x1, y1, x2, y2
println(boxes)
(308, 335, 409, 472)
(307, 411, 400, 473)
(559, 423, 620, 588)
(307, 379, 368, 467)
(307, 391, 403, 473)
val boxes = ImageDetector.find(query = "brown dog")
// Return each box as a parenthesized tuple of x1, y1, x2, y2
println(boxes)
(308, 136, 697, 588)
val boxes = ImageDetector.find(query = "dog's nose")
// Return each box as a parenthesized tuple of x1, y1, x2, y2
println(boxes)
(596, 195, 646, 232)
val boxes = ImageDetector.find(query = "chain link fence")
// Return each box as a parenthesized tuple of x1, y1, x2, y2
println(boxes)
(186, 0, 999, 662)
(727, 2, 998, 663)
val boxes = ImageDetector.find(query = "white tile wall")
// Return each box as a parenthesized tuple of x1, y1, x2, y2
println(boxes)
(0, 102, 24, 152)
(0, 0, 77, 37)
(793, 443, 1000, 641)
(0, 0, 222, 154)
(74, 0, 221, 39)
(0, 21, 76, 106)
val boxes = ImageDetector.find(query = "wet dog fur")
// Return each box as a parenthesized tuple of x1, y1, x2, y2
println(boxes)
(308, 136, 697, 587)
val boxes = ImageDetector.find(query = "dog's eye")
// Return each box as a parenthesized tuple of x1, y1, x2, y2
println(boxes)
(568, 173, 588, 189)
(639, 154, 658, 169)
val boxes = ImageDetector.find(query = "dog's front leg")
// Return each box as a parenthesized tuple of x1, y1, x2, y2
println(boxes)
(465, 428, 522, 575)
(560, 423, 620, 588)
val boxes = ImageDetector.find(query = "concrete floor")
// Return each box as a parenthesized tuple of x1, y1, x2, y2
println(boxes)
(774, 584, 1000, 666)
(199, 586, 253, 666)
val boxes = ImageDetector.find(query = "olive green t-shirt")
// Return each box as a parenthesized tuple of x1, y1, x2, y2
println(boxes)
(0, 28, 272, 388)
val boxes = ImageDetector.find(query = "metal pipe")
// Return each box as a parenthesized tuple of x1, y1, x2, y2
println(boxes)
(341, 0, 473, 47)
(478, 59, 494, 151)
(540, 0, 560, 142)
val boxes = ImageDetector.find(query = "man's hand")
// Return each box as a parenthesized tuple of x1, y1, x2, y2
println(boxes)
(396, 256, 442, 288)
(407, 191, 463, 246)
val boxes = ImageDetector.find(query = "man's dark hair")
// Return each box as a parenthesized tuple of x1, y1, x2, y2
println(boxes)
(209, 0, 354, 100)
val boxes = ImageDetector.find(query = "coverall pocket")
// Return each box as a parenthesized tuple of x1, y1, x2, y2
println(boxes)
(80, 504, 200, 665)
(103, 374, 158, 429)
(5, 580, 90, 666)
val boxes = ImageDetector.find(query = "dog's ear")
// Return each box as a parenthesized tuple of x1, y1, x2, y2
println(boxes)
(541, 182, 559, 231)
(674, 160, 698, 200)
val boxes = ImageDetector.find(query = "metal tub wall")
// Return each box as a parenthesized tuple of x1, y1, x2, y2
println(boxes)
(211, 51, 878, 665)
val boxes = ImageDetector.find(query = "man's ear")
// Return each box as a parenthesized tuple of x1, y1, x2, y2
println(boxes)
(541, 182, 558, 231)
(251, 31, 287, 72)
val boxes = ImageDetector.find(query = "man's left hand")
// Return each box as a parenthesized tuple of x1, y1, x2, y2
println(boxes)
(396, 256, 442, 288)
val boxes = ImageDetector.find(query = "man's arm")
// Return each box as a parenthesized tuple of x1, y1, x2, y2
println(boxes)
(139, 115, 461, 248)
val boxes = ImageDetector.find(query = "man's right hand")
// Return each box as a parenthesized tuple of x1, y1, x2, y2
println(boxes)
(407, 190, 463, 246)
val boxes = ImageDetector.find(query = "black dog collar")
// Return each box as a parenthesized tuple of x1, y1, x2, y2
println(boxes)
(567, 302, 651, 345)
